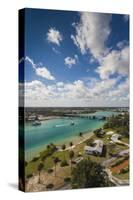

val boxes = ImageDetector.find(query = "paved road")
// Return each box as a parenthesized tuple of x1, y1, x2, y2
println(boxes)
(105, 168, 129, 186)
(102, 149, 129, 167)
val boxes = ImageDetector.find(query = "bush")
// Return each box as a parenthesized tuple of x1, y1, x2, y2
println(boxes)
(119, 166, 129, 174)
(26, 174, 33, 179)
(31, 157, 39, 162)
(47, 168, 54, 173)
(64, 177, 71, 183)
(60, 160, 69, 167)
(46, 183, 54, 189)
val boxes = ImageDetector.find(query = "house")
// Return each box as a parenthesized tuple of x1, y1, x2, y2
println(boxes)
(84, 140, 104, 156)
(111, 134, 121, 143)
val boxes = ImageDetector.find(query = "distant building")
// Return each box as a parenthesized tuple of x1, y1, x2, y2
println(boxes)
(27, 115, 36, 121)
(111, 134, 121, 143)
(84, 140, 104, 155)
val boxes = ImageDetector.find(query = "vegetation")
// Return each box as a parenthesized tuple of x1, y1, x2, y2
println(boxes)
(120, 166, 129, 174)
(64, 177, 71, 183)
(26, 173, 33, 179)
(37, 162, 44, 183)
(79, 132, 83, 137)
(60, 160, 69, 167)
(47, 168, 53, 174)
(103, 113, 129, 138)
(71, 159, 112, 188)
(25, 110, 129, 191)
(111, 156, 129, 168)
(69, 142, 73, 147)
(61, 144, 66, 160)
(46, 183, 54, 189)
(53, 157, 59, 177)
(69, 150, 75, 172)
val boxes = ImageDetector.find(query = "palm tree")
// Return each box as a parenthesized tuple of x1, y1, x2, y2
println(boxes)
(47, 144, 50, 150)
(53, 157, 59, 177)
(62, 144, 66, 160)
(69, 142, 73, 148)
(69, 150, 74, 173)
(37, 162, 44, 184)
(79, 132, 83, 138)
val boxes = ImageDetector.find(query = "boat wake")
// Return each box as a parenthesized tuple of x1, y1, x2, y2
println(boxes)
(55, 124, 69, 127)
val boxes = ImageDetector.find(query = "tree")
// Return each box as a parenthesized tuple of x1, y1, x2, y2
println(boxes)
(69, 142, 73, 148)
(41, 155, 46, 162)
(37, 162, 44, 184)
(62, 144, 66, 160)
(53, 157, 59, 177)
(71, 159, 112, 188)
(69, 150, 74, 173)
(25, 161, 28, 167)
(79, 132, 83, 137)
(47, 144, 50, 150)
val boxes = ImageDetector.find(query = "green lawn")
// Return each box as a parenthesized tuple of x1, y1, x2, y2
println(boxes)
(25, 149, 70, 176)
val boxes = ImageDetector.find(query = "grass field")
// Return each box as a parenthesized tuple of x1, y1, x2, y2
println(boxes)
(25, 128, 129, 183)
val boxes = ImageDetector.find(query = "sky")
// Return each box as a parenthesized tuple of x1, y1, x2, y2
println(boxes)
(19, 8, 129, 107)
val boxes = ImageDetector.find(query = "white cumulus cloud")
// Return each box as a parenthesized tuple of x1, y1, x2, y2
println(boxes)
(47, 28, 63, 46)
(25, 56, 55, 80)
(23, 76, 129, 107)
(64, 55, 78, 68)
(71, 12, 112, 60)
(96, 45, 129, 79)
(35, 67, 55, 80)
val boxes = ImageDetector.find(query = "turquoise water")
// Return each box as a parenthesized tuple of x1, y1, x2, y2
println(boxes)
(24, 111, 117, 161)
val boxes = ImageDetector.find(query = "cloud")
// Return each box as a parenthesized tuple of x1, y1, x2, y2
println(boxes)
(25, 56, 55, 80)
(96, 45, 129, 79)
(47, 28, 63, 46)
(35, 67, 55, 80)
(64, 55, 78, 68)
(23, 75, 129, 107)
(52, 47, 61, 54)
(71, 12, 112, 60)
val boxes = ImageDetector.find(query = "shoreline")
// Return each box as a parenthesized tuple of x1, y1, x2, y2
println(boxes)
(25, 130, 95, 162)
(25, 110, 118, 161)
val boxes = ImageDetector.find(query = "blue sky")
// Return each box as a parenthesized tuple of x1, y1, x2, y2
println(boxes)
(19, 8, 129, 107)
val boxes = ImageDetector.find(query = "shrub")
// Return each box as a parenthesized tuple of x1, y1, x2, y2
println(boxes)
(119, 166, 129, 174)
(46, 183, 54, 189)
(47, 168, 54, 173)
(64, 177, 71, 183)
(31, 157, 39, 162)
(26, 174, 33, 179)
(60, 160, 69, 167)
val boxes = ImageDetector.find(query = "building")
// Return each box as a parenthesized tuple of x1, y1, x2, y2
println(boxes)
(111, 134, 121, 143)
(84, 140, 104, 156)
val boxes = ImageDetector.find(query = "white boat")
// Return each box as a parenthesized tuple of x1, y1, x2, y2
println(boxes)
(32, 120, 41, 126)
(70, 121, 75, 126)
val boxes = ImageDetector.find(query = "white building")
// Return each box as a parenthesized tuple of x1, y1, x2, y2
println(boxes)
(84, 140, 104, 155)
(111, 134, 121, 143)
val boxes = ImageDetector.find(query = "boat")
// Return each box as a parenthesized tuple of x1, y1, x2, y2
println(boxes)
(70, 121, 75, 126)
(32, 120, 41, 126)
